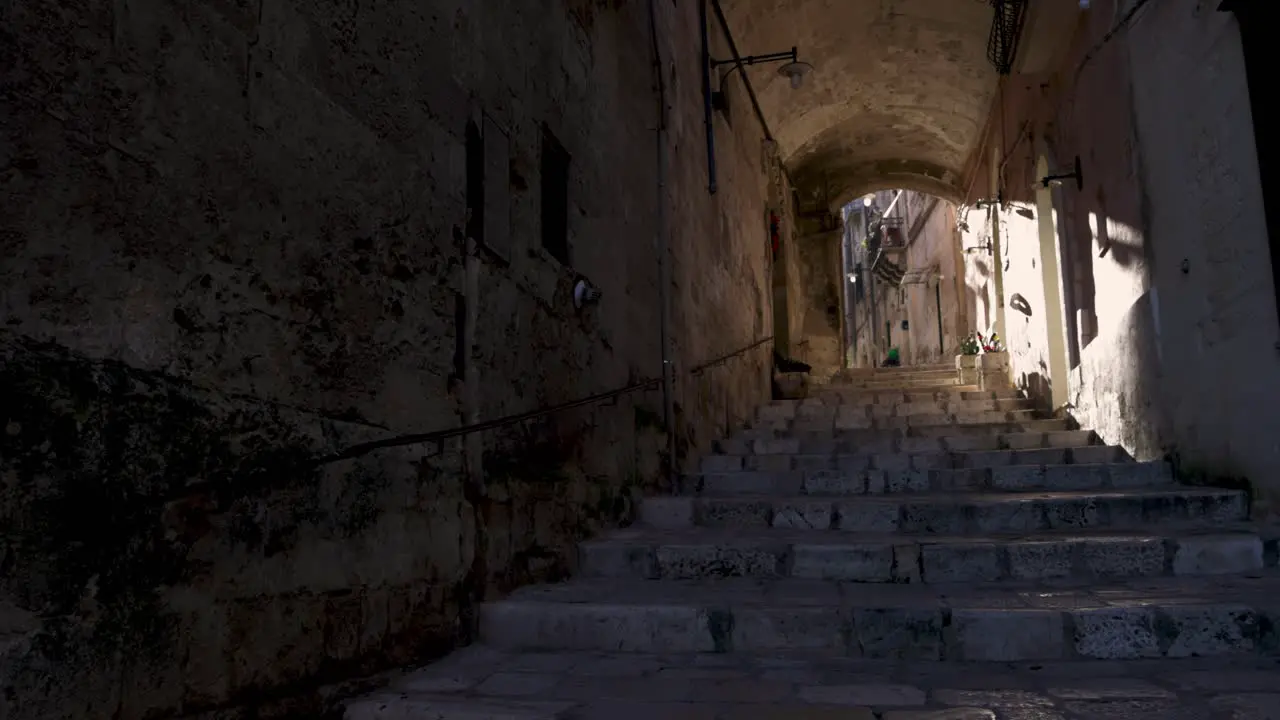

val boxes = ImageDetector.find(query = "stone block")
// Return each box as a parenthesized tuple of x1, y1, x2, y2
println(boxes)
(1078, 538, 1165, 578)
(731, 607, 846, 652)
(1161, 604, 1257, 658)
(1069, 607, 1161, 659)
(835, 500, 899, 532)
(1172, 534, 1264, 576)
(951, 609, 1065, 661)
(640, 497, 694, 528)
(578, 541, 653, 578)
(850, 608, 945, 660)
(790, 543, 894, 581)
(480, 602, 715, 653)
(921, 543, 1003, 583)
(1007, 541, 1073, 580)
(772, 500, 835, 530)
(655, 544, 781, 579)
(798, 684, 926, 706)
(803, 471, 867, 495)
(701, 454, 743, 473)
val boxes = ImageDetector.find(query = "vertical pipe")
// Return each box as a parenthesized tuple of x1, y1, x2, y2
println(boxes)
(649, 0, 677, 485)
(699, 0, 718, 194)
(935, 279, 944, 357)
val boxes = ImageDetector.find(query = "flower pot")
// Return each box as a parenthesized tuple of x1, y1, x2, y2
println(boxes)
(977, 351, 1010, 390)
(955, 354, 979, 386)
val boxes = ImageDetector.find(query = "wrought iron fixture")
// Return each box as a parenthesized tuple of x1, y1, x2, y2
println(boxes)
(1039, 156, 1084, 191)
(986, 0, 1028, 75)
(711, 46, 813, 111)
(974, 191, 1005, 210)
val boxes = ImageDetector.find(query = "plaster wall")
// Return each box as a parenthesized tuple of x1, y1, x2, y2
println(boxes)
(960, 1, 1279, 513)
(0, 0, 780, 716)
(1127, 0, 1279, 510)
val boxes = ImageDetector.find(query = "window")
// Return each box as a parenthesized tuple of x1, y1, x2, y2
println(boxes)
(541, 125, 570, 265)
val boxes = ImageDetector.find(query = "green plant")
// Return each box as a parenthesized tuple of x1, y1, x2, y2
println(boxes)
(959, 333, 980, 355)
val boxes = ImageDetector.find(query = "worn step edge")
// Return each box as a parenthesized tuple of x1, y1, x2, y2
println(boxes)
(638, 486, 1248, 533)
(700, 444, 1125, 474)
(345, 693, 574, 720)
(718, 427, 1089, 457)
(579, 528, 1267, 583)
(478, 574, 1280, 661)
(679, 462, 1171, 497)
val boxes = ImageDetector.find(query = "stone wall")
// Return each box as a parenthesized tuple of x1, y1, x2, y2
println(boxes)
(959, 1, 1278, 508)
(0, 0, 778, 717)
(793, 229, 842, 369)
(902, 195, 964, 364)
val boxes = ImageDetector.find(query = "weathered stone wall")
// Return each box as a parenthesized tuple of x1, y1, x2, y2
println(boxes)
(793, 229, 842, 369)
(1126, 0, 1277, 510)
(959, 1, 1277, 508)
(0, 0, 777, 717)
(902, 194, 964, 364)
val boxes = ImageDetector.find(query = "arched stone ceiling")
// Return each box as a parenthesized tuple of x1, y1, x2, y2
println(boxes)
(719, 0, 999, 207)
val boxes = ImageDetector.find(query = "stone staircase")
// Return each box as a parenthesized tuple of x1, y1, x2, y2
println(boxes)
(346, 365, 1280, 718)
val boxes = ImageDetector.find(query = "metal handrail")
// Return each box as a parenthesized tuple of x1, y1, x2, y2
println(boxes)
(313, 335, 775, 466)
(690, 335, 773, 375)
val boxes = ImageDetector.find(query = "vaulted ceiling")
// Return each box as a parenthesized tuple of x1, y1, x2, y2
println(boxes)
(718, 0, 1000, 207)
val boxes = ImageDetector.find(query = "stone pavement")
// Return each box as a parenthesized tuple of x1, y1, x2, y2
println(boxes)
(346, 646, 1280, 719)
(343, 365, 1278, 718)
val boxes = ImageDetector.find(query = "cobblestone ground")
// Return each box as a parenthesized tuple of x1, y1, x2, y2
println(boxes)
(347, 646, 1280, 719)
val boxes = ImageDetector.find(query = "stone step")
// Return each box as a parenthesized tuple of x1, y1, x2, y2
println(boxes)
(701, 432, 1108, 471)
(479, 571, 1280, 660)
(747, 410, 1046, 434)
(681, 460, 1169, 497)
(350, 645, 1280, 719)
(834, 379, 962, 389)
(639, 487, 1247, 533)
(718, 421, 1073, 454)
(346, 693, 572, 720)
(579, 526, 1268, 583)
(817, 386, 1022, 402)
(761, 398, 1036, 424)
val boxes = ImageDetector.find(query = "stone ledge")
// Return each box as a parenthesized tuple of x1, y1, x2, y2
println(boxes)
(478, 571, 1280, 661)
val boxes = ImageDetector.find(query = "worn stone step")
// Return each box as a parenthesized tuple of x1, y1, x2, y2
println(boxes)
(479, 572, 1280, 661)
(718, 421, 1073, 454)
(818, 387, 1022, 403)
(681, 460, 1168, 497)
(346, 693, 572, 719)
(746, 410, 1046, 435)
(350, 644, 1280, 719)
(639, 487, 1247, 533)
(757, 400, 1038, 427)
(701, 434, 1109, 472)
(579, 526, 1268, 582)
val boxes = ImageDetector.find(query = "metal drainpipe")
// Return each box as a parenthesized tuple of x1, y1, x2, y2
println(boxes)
(649, 0, 677, 485)
(699, 0, 718, 194)
(935, 279, 944, 357)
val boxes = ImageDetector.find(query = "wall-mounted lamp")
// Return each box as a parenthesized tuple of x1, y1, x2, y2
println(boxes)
(974, 190, 1004, 210)
(573, 278, 602, 310)
(710, 46, 813, 111)
(847, 273, 858, 284)
(1039, 156, 1084, 191)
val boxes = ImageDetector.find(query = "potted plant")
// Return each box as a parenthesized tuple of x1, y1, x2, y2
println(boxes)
(976, 331, 1010, 388)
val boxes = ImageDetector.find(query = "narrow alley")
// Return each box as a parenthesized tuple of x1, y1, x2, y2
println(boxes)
(2, 0, 1279, 719)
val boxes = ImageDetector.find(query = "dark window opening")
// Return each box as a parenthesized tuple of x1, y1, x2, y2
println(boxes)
(541, 125, 571, 265)
(465, 120, 484, 243)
